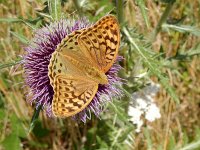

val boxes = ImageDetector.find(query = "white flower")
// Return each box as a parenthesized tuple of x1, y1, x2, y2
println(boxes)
(128, 107, 143, 132)
(137, 98, 148, 109)
(128, 82, 161, 132)
(145, 103, 161, 122)
(128, 107, 143, 123)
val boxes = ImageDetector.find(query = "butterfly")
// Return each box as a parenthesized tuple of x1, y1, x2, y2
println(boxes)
(48, 15, 120, 117)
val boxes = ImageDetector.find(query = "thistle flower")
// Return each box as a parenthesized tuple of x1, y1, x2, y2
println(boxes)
(23, 18, 123, 122)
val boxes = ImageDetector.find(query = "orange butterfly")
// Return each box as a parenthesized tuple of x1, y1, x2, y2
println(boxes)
(48, 15, 120, 117)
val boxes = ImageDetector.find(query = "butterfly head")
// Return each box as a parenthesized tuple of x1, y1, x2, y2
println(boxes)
(86, 67, 108, 85)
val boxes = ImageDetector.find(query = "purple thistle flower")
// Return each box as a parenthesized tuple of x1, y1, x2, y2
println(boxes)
(23, 18, 123, 122)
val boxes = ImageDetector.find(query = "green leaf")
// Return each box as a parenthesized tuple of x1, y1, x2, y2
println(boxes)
(118, 126, 134, 143)
(86, 127, 97, 146)
(0, 109, 5, 120)
(144, 128, 153, 150)
(115, 0, 124, 24)
(96, 136, 109, 148)
(136, 0, 150, 28)
(109, 102, 128, 122)
(48, 0, 61, 21)
(35, 11, 53, 20)
(0, 92, 5, 108)
(179, 139, 200, 150)
(168, 43, 200, 61)
(168, 135, 176, 150)
(0, 58, 22, 70)
(21, 20, 37, 30)
(182, 131, 189, 146)
(194, 127, 200, 141)
(150, 1, 175, 40)
(161, 0, 176, 3)
(0, 18, 21, 23)
(0, 18, 36, 30)
(0, 109, 5, 131)
(123, 27, 179, 103)
(10, 114, 26, 138)
(10, 31, 29, 44)
(163, 24, 200, 36)
(2, 134, 22, 150)
(32, 120, 49, 138)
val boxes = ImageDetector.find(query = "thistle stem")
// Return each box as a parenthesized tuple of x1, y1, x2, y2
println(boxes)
(151, 1, 175, 41)
(115, 0, 124, 25)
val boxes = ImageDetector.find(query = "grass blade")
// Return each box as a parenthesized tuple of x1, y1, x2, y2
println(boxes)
(0, 58, 22, 70)
(10, 31, 29, 44)
(179, 139, 200, 150)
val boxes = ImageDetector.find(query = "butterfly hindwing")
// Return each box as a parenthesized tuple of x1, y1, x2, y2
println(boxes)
(48, 52, 100, 117)
(78, 15, 120, 73)
(52, 75, 98, 117)
(48, 51, 89, 86)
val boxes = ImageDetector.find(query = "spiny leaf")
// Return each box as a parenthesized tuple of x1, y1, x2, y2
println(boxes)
(136, 0, 150, 28)
(163, 24, 200, 36)
(123, 27, 179, 103)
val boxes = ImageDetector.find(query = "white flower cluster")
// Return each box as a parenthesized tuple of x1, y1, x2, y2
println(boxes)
(128, 82, 161, 132)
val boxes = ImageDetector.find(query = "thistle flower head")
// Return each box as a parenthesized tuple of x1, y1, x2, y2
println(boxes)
(23, 18, 123, 122)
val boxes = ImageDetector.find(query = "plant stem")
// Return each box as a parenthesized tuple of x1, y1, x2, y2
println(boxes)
(48, 0, 61, 21)
(73, 0, 82, 17)
(115, 0, 124, 25)
(151, 1, 175, 41)
(0, 59, 22, 70)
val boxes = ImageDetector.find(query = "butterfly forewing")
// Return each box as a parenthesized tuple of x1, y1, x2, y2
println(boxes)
(57, 30, 94, 66)
(52, 75, 98, 117)
(78, 15, 120, 73)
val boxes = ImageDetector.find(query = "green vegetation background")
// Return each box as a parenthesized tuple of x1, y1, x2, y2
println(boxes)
(0, 0, 200, 149)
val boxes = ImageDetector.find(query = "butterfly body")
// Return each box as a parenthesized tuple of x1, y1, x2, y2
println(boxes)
(82, 65, 108, 85)
(48, 15, 120, 117)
